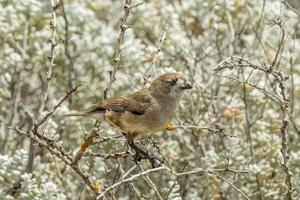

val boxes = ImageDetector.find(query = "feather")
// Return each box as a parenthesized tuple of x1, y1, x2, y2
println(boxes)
(86, 89, 152, 116)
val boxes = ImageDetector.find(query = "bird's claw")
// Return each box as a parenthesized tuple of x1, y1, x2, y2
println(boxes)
(133, 152, 163, 168)
(149, 156, 163, 168)
(129, 141, 163, 168)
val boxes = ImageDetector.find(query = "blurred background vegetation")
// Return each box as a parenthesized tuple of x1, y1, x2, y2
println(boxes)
(0, 0, 299, 199)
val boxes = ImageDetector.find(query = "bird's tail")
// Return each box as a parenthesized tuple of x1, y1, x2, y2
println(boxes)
(63, 112, 86, 117)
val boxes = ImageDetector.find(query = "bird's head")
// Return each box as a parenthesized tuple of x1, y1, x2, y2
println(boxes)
(149, 72, 192, 101)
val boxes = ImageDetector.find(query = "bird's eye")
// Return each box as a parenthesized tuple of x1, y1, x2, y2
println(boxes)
(168, 80, 176, 86)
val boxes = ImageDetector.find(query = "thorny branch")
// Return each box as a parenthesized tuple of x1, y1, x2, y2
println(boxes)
(103, 0, 142, 99)
(38, 0, 58, 114)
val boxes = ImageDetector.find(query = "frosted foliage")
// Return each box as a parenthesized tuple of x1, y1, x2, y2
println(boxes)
(20, 173, 66, 200)
(0, 150, 28, 188)
(0, 0, 300, 199)
(167, 180, 182, 200)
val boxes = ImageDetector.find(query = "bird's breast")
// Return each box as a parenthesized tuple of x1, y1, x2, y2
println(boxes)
(144, 104, 176, 130)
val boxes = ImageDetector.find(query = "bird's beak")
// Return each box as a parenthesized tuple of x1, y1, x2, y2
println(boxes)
(180, 82, 193, 90)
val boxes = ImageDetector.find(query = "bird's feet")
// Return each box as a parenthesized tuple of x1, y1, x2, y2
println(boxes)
(128, 141, 163, 168)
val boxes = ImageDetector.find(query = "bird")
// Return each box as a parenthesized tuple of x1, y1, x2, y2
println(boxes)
(65, 72, 192, 165)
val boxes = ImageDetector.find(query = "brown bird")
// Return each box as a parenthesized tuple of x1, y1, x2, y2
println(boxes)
(66, 72, 192, 165)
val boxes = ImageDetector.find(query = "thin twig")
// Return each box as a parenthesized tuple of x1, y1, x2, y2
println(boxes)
(35, 84, 81, 127)
(143, 24, 168, 85)
(38, 0, 58, 114)
(61, 0, 75, 107)
(283, 0, 300, 17)
(103, 0, 140, 99)
(138, 164, 163, 200)
(212, 172, 250, 200)
(270, 18, 286, 70)
(97, 166, 167, 199)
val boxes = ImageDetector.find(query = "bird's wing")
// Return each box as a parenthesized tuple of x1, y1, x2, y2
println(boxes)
(86, 89, 153, 115)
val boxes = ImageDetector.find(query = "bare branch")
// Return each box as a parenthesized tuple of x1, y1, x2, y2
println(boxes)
(103, 0, 141, 99)
(35, 84, 81, 127)
(143, 24, 168, 85)
(97, 166, 166, 199)
(38, 0, 59, 114)
(212, 172, 250, 200)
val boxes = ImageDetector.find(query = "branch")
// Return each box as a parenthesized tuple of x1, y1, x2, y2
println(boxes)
(270, 18, 287, 70)
(212, 172, 250, 200)
(97, 163, 249, 199)
(38, 0, 59, 114)
(73, 121, 101, 164)
(138, 164, 163, 200)
(103, 0, 138, 99)
(61, 0, 75, 107)
(12, 127, 99, 195)
(143, 24, 168, 85)
(97, 166, 167, 199)
(35, 84, 81, 127)
(283, 0, 300, 17)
